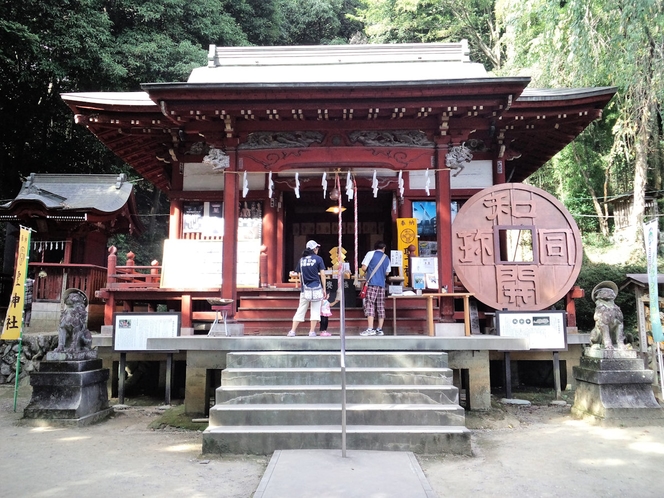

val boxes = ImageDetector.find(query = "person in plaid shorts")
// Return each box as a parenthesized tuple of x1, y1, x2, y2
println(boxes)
(359, 241, 391, 336)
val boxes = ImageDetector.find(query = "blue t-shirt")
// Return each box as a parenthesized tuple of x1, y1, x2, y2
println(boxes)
(363, 251, 390, 288)
(296, 254, 326, 288)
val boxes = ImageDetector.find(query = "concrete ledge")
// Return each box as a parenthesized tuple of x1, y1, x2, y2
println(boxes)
(147, 335, 529, 352)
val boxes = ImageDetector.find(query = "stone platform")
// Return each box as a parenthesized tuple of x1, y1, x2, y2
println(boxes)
(24, 358, 112, 426)
(571, 348, 664, 426)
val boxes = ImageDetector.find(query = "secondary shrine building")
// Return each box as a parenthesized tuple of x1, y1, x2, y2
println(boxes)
(60, 42, 615, 411)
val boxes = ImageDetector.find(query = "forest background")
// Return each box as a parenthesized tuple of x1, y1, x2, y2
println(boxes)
(1, 0, 663, 333)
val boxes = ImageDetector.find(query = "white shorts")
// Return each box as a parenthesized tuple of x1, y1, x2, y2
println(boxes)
(293, 293, 322, 322)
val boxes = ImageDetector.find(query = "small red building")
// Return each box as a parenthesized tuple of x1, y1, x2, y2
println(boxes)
(1, 173, 143, 331)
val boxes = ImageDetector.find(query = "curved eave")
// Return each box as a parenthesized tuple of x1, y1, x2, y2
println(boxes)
(504, 87, 617, 182)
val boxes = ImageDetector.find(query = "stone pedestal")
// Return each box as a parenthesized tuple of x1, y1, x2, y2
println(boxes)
(571, 348, 664, 425)
(24, 358, 112, 426)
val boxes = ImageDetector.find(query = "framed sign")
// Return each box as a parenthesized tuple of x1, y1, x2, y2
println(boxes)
(113, 312, 180, 352)
(496, 310, 567, 350)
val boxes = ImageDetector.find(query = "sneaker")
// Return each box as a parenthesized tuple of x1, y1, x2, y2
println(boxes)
(360, 328, 376, 336)
(374, 328, 384, 336)
(286, 330, 296, 337)
(320, 331, 331, 337)
(308, 331, 317, 337)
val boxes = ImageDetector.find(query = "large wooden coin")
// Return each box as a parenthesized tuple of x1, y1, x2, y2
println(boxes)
(452, 183, 582, 311)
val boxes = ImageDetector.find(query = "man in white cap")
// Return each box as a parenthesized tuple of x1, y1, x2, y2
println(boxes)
(287, 240, 327, 337)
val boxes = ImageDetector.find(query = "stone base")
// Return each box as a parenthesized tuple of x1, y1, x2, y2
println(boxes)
(23, 359, 111, 426)
(46, 349, 98, 362)
(572, 351, 664, 426)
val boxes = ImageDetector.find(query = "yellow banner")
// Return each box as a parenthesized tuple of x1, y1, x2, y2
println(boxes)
(396, 218, 418, 287)
(2, 227, 31, 340)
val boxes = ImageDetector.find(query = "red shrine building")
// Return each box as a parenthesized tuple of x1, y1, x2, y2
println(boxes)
(59, 42, 615, 412)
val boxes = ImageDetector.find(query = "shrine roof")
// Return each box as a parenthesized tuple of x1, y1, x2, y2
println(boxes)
(2, 173, 135, 213)
(188, 42, 488, 84)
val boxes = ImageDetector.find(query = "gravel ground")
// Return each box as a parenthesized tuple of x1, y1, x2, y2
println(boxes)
(2, 383, 664, 498)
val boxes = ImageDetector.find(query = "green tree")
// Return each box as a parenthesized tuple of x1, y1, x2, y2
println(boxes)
(279, 0, 364, 45)
(500, 0, 664, 243)
(353, 0, 502, 70)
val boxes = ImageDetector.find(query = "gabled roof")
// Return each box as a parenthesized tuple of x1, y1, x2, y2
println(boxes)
(1, 173, 144, 234)
(190, 42, 487, 83)
(60, 42, 616, 190)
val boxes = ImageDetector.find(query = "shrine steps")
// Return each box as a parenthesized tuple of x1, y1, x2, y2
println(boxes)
(229, 290, 430, 335)
(202, 351, 471, 455)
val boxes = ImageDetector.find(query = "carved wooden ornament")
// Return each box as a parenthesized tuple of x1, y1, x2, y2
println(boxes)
(453, 183, 582, 311)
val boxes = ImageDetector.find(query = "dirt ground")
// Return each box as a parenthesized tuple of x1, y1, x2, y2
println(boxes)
(2, 383, 664, 498)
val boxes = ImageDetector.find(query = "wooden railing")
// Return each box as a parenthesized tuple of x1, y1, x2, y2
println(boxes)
(106, 246, 161, 289)
(29, 263, 107, 303)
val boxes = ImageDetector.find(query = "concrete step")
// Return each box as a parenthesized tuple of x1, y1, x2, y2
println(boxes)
(209, 403, 466, 426)
(221, 367, 453, 386)
(202, 424, 471, 455)
(216, 384, 460, 405)
(225, 351, 449, 369)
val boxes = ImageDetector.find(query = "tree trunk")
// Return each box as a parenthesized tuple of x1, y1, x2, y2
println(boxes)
(629, 106, 650, 245)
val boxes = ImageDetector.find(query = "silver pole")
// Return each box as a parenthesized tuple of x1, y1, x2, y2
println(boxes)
(337, 172, 347, 457)
(657, 342, 664, 402)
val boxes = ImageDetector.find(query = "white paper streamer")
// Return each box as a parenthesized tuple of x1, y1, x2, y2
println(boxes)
(424, 168, 431, 196)
(398, 170, 404, 197)
(242, 170, 249, 197)
(322, 172, 327, 198)
(346, 171, 354, 200)
(294, 172, 300, 198)
(372, 170, 378, 198)
(268, 171, 274, 198)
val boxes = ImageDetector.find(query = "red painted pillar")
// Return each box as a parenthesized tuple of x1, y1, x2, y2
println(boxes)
(222, 150, 239, 316)
(263, 195, 278, 284)
(436, 144, 455, 322)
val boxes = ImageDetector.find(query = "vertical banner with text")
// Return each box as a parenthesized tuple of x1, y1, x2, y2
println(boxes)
(2, 227, 31, 340)
(644, 219, 664, 342)
(396, 218, 418, 287)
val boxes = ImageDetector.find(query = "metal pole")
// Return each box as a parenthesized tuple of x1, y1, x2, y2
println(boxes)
(12, 334, 23, 412)
(337, 172, 347, 457)
(553, 351, 562, 400)
(658, 342, 664, 402)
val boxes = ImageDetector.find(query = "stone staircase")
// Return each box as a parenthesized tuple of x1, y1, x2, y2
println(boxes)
(202, 351, 471, 455)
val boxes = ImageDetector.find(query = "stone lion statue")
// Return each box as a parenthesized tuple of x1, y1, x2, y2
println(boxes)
(589, 281, 625, 350)
(54, 288, 92, 352)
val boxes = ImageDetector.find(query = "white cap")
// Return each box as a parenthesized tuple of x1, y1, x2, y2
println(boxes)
(306, 240, 320, 250)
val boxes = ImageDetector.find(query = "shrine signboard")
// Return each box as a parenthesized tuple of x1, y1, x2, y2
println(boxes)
(452, 183, 582, 311)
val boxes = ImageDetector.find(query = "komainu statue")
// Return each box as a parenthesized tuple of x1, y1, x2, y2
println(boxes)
(589, 281, 626, 350)
(54, 288, 93, 352)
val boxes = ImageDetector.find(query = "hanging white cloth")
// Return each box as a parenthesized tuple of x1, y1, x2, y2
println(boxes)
(294, 172, 300, 198)
(372, 170, 379, 198)
(398, 170, 404, 198)
(346, 171, 354, 200)
(242, 171, 249, 197)
(322, 172, 327, 198)
(424, 168, 431, 196)
(268, 171, 274, 198)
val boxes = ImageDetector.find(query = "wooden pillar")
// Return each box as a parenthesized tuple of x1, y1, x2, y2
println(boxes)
(436, 145, 454, 322)
(276, 192, 285, 283)
(222, 150, 239, 312)
(170, 199, 182, 239)
(104, 246, 117, 326)
(263, 195, 278, 284)
(181, 294, 192, 329)
(63, 238, 73, 264)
